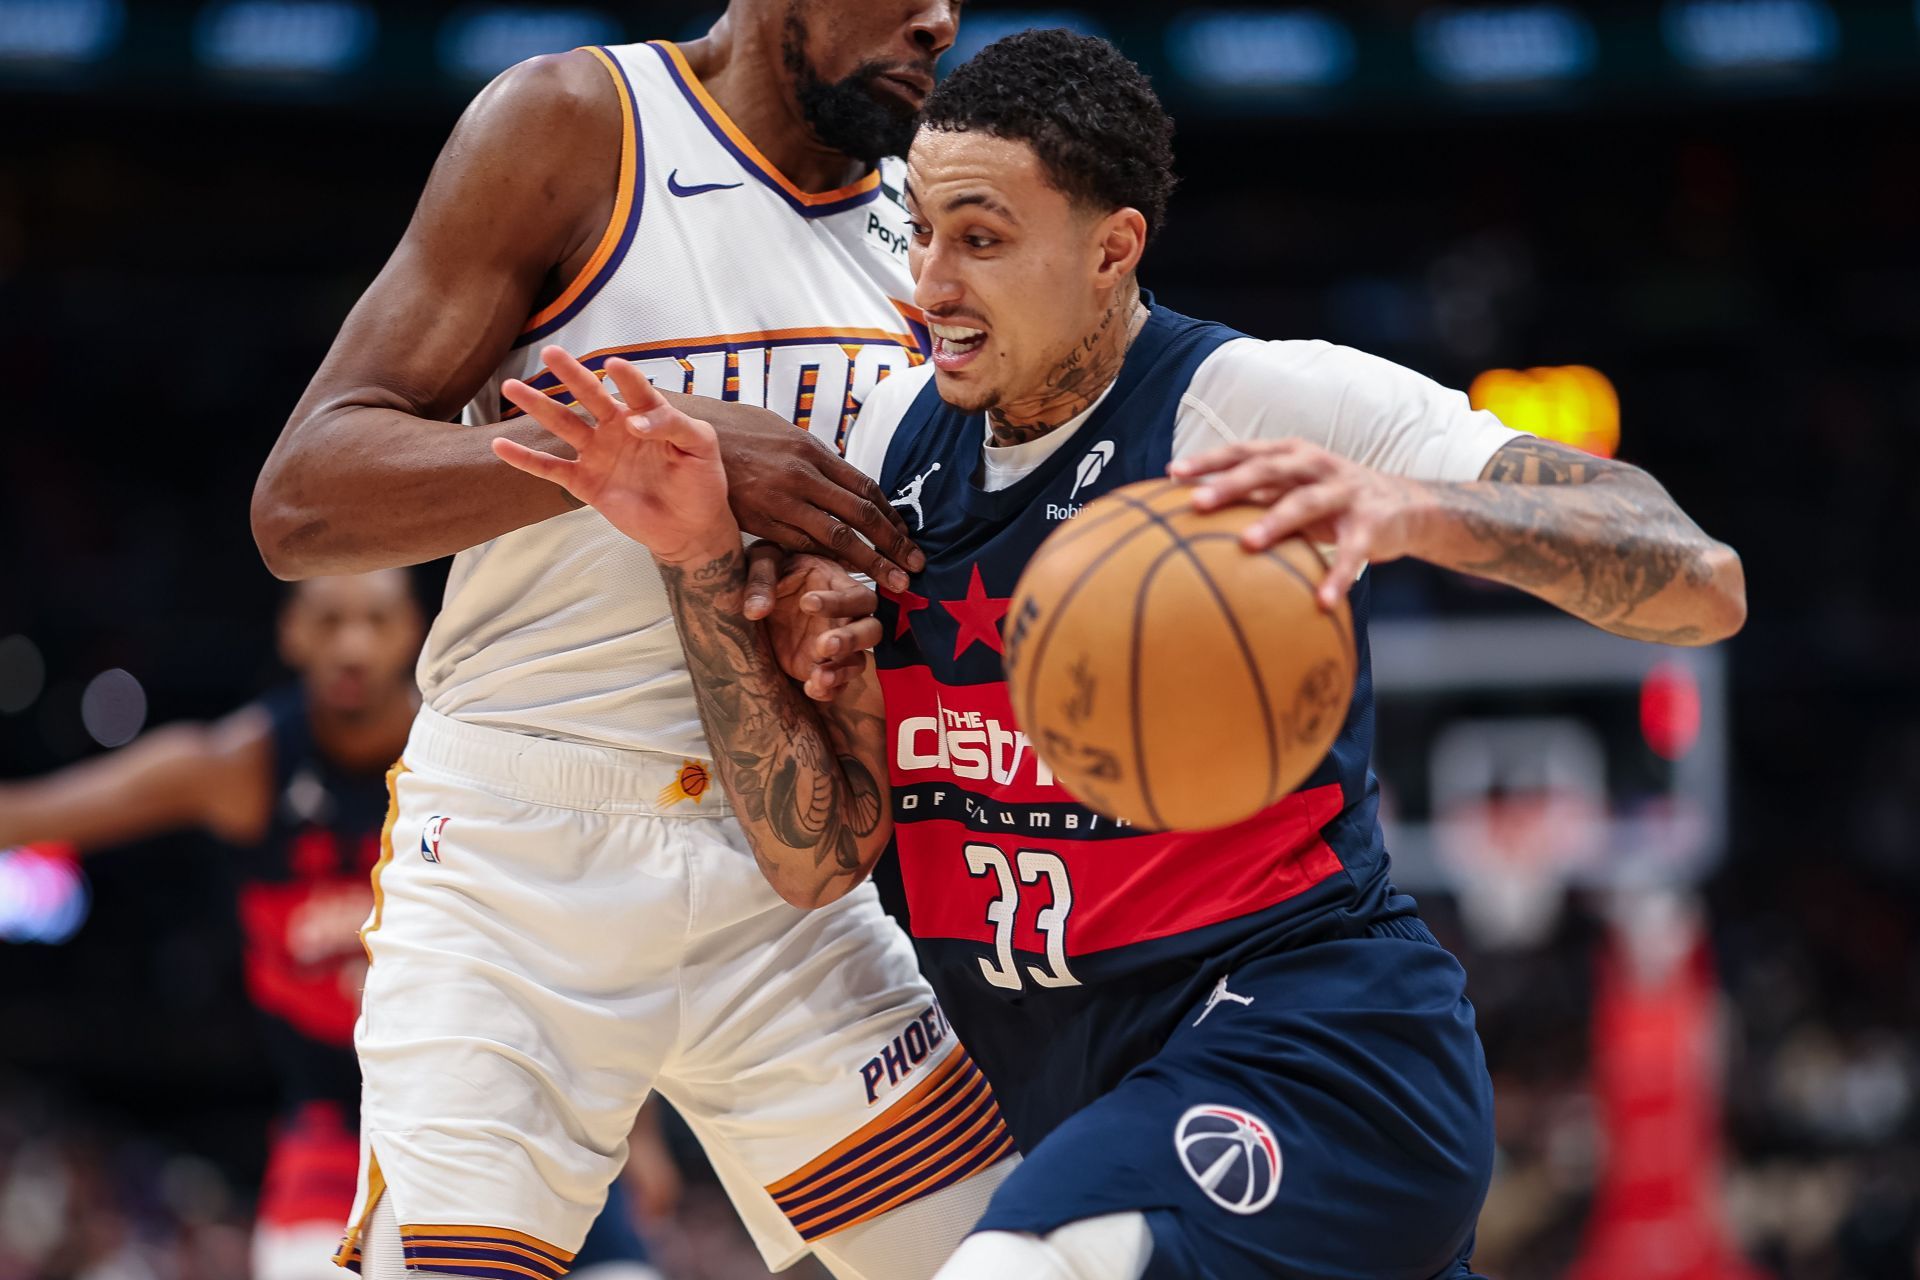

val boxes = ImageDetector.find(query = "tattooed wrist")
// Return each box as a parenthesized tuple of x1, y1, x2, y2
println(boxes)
(659, 543, 890, 906)
(653, 535, 747, 574)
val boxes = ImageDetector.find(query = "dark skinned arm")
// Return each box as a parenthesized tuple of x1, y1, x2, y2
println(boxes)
(0, 707, 274, 850)
(252, 52, 920, 586)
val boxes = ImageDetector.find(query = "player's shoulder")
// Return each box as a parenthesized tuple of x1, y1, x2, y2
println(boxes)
(463, 49, 622, 147)
(1185, 336, 1452, 429)
(844, 363, 938, 479)
(857, 361, 937, 429)
(1189, 335, 1405, 396)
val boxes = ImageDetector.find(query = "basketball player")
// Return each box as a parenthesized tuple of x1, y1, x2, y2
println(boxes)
(250, 3, 1016, 1278)
(497, 29, 1749, 1280)
(0, 573, 672, 1280)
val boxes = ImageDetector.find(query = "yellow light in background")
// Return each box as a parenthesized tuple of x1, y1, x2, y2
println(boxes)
(1469, 365, 1620, 458)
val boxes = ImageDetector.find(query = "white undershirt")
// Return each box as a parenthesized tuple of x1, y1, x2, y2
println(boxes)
(844, 334, 1525, 492)
(977, 382, 1118, 491)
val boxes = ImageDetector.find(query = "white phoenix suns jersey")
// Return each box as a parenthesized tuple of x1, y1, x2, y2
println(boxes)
(417, 41, 927, 755)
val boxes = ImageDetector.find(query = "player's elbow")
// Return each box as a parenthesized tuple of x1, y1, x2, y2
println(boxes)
(251, 466, 318, 581)
(251, 473, 300, 580)
(1660, 540, 1745, 646)
(1698, 541, 1747, 642)
(252, 417, 346, 580)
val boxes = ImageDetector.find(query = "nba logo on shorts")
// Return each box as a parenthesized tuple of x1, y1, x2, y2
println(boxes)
(420, 815, 450, 863)
(1174, 1104, 1282, 1214)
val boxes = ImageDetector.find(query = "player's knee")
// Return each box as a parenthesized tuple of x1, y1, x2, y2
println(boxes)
(931, 1213, 1152, 1280)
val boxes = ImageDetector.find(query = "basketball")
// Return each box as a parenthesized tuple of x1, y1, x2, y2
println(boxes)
(1004, 477, 1357, 831)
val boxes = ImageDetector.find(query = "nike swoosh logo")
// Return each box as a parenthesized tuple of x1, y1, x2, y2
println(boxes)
(668, 169, 744, 197)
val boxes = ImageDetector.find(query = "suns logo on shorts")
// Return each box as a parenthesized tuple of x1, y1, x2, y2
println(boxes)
(419, 815, 450, 863)
(1174, 1104, 1282, 1215)
(658, 760, 711, 808)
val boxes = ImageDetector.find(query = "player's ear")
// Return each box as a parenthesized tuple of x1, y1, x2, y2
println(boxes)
(1091, 207, 1148, 285)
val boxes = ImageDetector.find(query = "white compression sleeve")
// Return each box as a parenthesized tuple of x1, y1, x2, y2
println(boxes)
(930, 1212, 1154, 1280)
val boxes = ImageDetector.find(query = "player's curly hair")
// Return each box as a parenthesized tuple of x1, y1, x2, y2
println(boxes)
(920, 28, 1176, 244)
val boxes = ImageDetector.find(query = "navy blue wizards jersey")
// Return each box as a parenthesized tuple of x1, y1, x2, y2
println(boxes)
(237, 685, 388, 1111)
(869, 305, 1416, 1149)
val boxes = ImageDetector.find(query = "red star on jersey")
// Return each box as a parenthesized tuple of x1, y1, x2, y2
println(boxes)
(880, 585, 930, 639)
(940, 564, 1012, 659)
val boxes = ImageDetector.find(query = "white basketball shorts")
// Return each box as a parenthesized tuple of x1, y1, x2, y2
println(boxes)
(335, 708, 1014, 1276)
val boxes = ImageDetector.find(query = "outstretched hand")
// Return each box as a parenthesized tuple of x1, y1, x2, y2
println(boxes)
(492, 345, 738, 565)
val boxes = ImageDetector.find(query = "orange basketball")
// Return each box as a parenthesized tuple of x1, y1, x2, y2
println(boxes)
(1004, 477, 1357, 831)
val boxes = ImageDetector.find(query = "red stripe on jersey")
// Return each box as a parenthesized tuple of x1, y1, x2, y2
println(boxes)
(238, 880, 372, 1046)
(257, 1103, 359, 1228)
(895, 785, 1346, 957)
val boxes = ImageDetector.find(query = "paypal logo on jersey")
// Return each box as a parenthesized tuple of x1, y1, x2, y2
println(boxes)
(866, 211, 910, 256)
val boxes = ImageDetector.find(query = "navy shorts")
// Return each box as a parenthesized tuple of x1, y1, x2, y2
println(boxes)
(973, 918, 1495, 1280)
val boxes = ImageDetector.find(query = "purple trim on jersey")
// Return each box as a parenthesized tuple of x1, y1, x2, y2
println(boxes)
(513, 47, 648, 351)
(647, 41, 883, 219)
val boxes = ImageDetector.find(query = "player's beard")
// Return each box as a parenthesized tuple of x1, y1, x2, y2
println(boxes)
(781, 8, 919, 166)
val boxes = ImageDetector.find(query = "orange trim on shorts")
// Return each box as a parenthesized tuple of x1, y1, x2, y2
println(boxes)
(807, 1129, 1019, 1239)
(330, 1151, 386, 1268)
(768, 1049, 968, 1195)
(780, 1089, 1007, 1222)
(400, 1225, 578, 1264)
(765, 1046, 1014, 1241)
(651, 40, 880, 208)
(520, 47, 639, 336)
(357, 760, 408, 964)
(774, 1056, 996, 1212)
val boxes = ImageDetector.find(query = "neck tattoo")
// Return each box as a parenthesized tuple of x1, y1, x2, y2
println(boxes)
(988, 293, 1147, 449)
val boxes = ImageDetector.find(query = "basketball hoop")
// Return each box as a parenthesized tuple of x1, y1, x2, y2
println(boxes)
(1430, 717, 1607, 951)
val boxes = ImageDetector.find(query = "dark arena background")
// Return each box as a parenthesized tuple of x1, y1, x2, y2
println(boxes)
(3, 1, 1919, 1277)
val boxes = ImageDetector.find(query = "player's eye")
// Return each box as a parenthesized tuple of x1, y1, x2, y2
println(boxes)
(965, 235, 997, 250)
(908, 221, 931, 240)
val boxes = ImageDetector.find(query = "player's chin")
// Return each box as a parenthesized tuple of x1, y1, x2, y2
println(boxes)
(931, 370, 997, 414)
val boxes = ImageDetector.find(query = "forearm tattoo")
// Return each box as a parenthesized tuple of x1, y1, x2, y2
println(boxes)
(658, 551, 887, 898)
(1451, 437, 1725, 644)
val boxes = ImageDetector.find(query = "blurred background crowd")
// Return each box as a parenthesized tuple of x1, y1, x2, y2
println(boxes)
(2, 1, 1917, 1277)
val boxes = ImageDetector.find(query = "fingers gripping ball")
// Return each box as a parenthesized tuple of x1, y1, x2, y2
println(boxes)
(1005, 478, 1357, 831)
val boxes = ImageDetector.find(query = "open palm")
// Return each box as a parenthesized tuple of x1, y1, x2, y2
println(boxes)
(493, 344, 736, 565)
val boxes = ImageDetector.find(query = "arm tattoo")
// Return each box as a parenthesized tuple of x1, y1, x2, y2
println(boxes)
(658, 550, 889, 903)
(1439, 437, 1732, 644)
